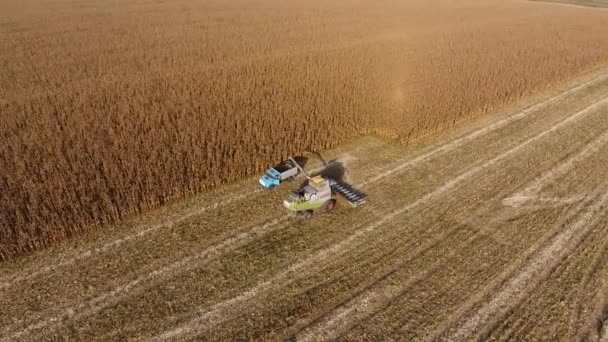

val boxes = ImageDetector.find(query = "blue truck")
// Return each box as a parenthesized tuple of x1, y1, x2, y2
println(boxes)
(259, 160, 300, 189)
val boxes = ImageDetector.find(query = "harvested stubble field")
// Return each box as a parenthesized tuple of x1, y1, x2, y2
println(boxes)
(2, 0, 608, 259)
(533, 0, 608, 7)
(2, 68, 608, 340)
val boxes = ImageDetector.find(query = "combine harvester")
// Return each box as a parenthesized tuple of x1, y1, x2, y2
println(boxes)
(282, 157, 365, 219)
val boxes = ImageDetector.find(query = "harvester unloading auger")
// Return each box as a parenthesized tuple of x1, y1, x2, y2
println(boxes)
(282, 156, 365, 219)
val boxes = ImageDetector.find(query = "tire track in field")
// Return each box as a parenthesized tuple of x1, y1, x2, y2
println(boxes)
(284, 150, 542, 340)
(569, 218, 608, 339)
(425, 198, 606, 341)
(426, 191, 601, 340)
(0, 188, 262, 292)
(2, 70, 606, 294)
(576, 258, 608, 341)
(481, 207, 608, 342)
(287, 138, 576, 339)
(1, 217, 290, 342)
(492, 215, 608, 341)
(286, 179, 517, 340)
(503, 129, 608, 208)
(296, 225, 488, 342)
(361, 200, 593, 340)
(154, 96, 608, 341)
(294, 103, 608, 341)
(372, 190, 596, 341)
(442, 187, 608, 341)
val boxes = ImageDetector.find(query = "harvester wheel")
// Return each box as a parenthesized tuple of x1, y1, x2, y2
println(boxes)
(302, 210, 314, 220)
(324, 199, 336, 212)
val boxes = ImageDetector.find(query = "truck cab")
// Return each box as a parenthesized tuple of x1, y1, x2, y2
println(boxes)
(259, 168, 282, 188)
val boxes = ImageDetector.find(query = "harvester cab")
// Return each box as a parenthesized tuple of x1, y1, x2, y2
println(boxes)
(283, 176, 336, 219)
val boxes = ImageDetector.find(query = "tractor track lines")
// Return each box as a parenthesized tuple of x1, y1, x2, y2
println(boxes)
(295, 228, 483, 342)
(1, 217, 290, 342)
(490, 218, 608, 342)
(319, 189, 580, 341)
(378, 228, 531, 339)
(295, 144, 598, 341)
(569, 218, 608, 340)
(460, 130, 608, 341)
(575, 245, 608, 341)
(289, 98, 608, 341)
(153, 96, 608, 341)
(0, 188, 263, 292)
(427, 190, 598, 340)
(293, 196, 519, 340)
(441, 186, 608, 341)
(156, 184, 476, 340)
(288, 165, 533, 339)
(503, 128, 608, 208)
(282, 206, 470, 329)
(471, 213, 608, 342)
(283, 182, 515, 340)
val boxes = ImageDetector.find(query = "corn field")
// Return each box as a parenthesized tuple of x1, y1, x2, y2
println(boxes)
(1, 0, 608, 260)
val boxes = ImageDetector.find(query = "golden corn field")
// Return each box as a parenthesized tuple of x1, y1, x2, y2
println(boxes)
(1, 0, 608, 260)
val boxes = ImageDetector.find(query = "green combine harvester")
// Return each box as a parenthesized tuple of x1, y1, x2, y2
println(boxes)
(282, 157, 365, 219)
